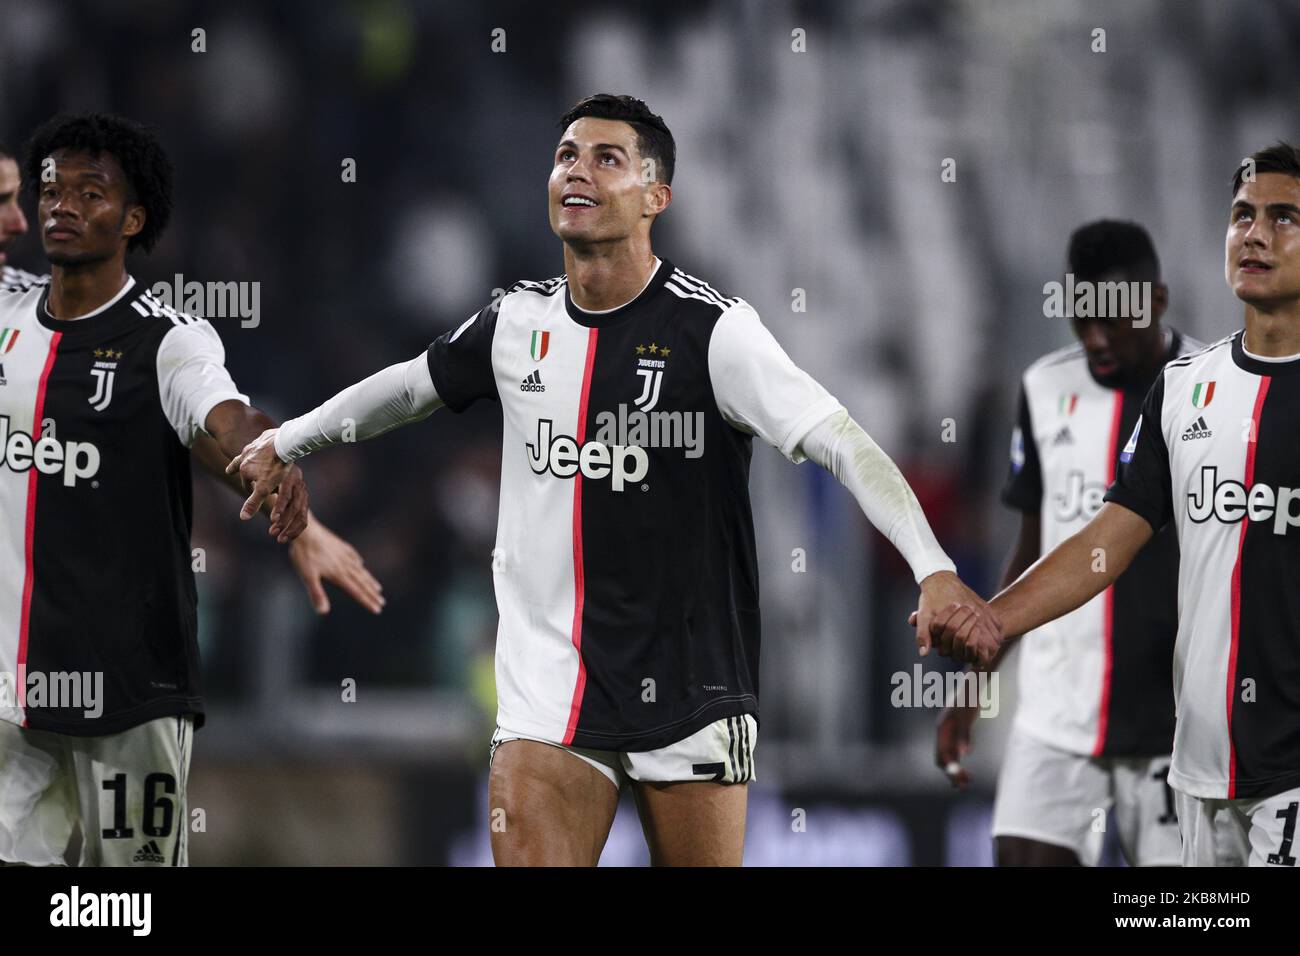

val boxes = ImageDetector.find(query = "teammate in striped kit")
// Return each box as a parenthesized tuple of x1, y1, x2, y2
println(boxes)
(0, 140, 45, 291)
(0, 114, 382, 867)
(228, 93, 1000, 865)
(927, 143, 1300, 866)
(936, 221, 1197, 866)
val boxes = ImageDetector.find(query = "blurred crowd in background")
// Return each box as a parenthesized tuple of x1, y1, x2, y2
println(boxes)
(2, 0, 1298, 863)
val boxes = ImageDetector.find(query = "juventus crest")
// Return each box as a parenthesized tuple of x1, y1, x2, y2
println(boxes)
(89, 348, 123, 412)
(633, 341, 669, 411)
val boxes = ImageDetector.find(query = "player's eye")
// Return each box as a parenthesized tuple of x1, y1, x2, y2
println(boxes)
(600, 153, 617, 165)
(83, 192, 101, 201)
(1234, 210, 1252, 223)
(1278, 212, 1293, 224)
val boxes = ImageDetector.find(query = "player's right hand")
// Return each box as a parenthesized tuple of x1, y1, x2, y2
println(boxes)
(935, 703, 979, 790)
(929, 601, 1004, 667)
(226, 427, 292, 524)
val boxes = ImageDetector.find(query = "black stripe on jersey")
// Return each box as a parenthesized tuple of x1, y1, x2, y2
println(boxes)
(1231, 360, 1300, 798)
(667, 272, 724, 307)
(727, 717, 739, 781)
(564, 260, 759, 750)
(681, 271, 738, 307)
(668, 269, 739, 308)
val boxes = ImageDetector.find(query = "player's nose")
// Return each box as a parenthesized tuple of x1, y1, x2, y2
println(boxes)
(1079, 321, 1110, 353)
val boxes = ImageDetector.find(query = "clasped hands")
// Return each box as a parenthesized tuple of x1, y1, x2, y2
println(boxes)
(911, 570, 1004, 668)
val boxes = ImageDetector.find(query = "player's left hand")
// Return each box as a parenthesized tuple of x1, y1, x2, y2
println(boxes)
(287, 517, 385, 615)
(910, 570, 1002, 667)
(227, 427, 298, 536)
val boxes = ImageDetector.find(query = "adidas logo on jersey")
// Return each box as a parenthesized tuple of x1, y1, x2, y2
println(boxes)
(520, 370, 546, 392)
(1188, 466, 1300, 535)
(0, 415, 101, 486)
(1051, 426, 1074, 446)
(1181, 416, 1212, 441)
(132, 840, 166, 864)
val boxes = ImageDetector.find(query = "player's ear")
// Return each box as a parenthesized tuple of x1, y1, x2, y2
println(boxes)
(644, 181, 671, 218)
(121, 203, 146, 242)
(1152, 281, 1169, 320)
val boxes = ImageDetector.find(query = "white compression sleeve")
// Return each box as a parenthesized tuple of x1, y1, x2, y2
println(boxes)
(274, 354, 443, 462)
(799, 408, 957, 584)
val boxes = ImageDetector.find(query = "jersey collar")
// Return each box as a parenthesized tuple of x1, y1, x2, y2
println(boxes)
(564, 257, 673, 328)
(1232, 328, 1300, 376)
(36, 275, 141, 342)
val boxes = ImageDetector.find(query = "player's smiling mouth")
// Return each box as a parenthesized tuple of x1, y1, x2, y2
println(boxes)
(562, 193, 599, 208)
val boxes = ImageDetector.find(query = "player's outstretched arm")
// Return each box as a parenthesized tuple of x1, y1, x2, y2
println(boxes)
(928, 502, 1153, 661)
(798, 408, 1002, 667)
(226, 355, 442, 521)
(193, 435, 384, 614)
(203, 399, 309, 543)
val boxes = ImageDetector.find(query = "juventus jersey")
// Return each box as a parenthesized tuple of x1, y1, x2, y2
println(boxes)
(426, 259, 842, 751)
(1004, 330, 1197, 757)
(1107, 331, 1300, 800)
(0, 277, 247, 735)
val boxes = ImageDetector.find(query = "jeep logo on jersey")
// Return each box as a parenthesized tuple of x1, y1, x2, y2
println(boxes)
(527, 418, 648, 492)
(1053, 470, 1107, 521)
(0, 415, 101, 486)
(1188, 466, 1300, 535)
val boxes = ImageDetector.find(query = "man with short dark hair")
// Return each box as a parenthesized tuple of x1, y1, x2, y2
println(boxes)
(928, 143, 1300, 866)
(0, 113, 382, 866)
(936, 220, 1198, 867)
(228, 93, 1000, 866)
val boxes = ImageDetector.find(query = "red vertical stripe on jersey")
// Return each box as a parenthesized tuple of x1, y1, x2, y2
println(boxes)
(1091, 390, 1126, 757)
(17, 332, 61, 722)
(562, 327, 599, 745)
(1226, 375, 1270, 798)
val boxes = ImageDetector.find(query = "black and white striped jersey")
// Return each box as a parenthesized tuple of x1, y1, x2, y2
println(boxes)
(0, 276, 247, 735)
(1003, 330, 1197, 758)
(426, 258, 842, 752)
(1106, 330, 1300, 800)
